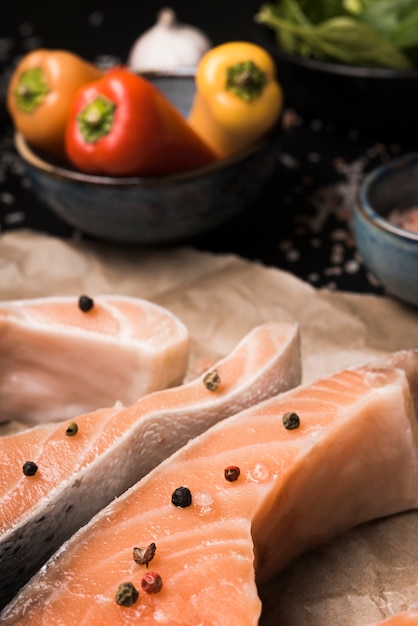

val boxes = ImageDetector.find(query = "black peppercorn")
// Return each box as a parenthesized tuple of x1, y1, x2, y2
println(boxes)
(78, 295, 94, 312)
(23, 461, 38, 476)
(171, 486, 192, 508)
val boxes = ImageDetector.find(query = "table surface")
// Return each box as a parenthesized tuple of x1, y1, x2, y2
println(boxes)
(1, 0, 416, 299)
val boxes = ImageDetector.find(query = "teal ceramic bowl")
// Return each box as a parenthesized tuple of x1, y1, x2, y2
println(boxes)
(353, 152, 418, 307)
(15, 70, 281, 245)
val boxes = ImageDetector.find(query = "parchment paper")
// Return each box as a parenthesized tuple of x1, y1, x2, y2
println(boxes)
(1, 229, 418, 625)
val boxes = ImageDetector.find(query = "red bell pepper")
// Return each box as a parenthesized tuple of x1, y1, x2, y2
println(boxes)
(65, 67, 217, 177)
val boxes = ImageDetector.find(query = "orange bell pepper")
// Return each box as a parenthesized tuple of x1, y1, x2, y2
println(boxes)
(188, 41, 284, 158)
(7, 49, 103, 160)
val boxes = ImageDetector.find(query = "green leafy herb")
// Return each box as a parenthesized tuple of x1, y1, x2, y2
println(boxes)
(255, 0, 415, 68)
(298, 0, 351, 23)
(360, 0, 418, 49)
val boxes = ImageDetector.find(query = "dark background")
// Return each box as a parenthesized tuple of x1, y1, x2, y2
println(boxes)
(2, 1, 260, 60)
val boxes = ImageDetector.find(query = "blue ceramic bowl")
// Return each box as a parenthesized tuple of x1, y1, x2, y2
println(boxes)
(353, 153, 418, 307)
(15, 70, 281, 245)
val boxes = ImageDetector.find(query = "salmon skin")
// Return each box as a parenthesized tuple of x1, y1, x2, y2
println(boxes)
(2, 349, 418, 625)
(0, 295, 190, 424)
(0, 321, 301, 610)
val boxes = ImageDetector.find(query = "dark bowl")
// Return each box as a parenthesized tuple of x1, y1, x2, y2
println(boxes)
(15, 69, 282, 245)
(254, 24, 418, 132)
(353, 152, 418, 307)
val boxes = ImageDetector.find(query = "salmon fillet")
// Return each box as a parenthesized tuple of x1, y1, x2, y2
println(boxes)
(0, 321, 301, 610)
(1, 349, 417, 625)
(0, 295, 190, 424)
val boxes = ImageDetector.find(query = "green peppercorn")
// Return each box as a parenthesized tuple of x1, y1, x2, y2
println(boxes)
(115, 582, 139, 607)
(65, 422, 78, 437)
(203, 369, 221, 391)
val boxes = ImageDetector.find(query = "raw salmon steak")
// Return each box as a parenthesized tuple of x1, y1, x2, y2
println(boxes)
(0, 321, 301, 609)
(2, 349, 418, 625)
(0, 294, 190, 424)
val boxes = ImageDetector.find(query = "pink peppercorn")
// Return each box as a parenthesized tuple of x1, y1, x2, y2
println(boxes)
(224, 465, 240, 482)
(141, 571, 163, 594)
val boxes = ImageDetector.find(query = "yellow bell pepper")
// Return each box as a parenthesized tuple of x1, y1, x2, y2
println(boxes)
(188, 41, 284, 159)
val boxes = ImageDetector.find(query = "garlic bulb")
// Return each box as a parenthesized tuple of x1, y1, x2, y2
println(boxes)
(128, 7, 212, 72)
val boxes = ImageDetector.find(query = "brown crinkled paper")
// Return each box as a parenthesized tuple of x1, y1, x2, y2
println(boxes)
(1, 229, 418, 625)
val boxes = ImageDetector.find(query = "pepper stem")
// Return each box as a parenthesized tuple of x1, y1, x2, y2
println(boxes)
(15, 67, 49, 113)
(225, 60, 267, 102)
(77, 95, 116, 143)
